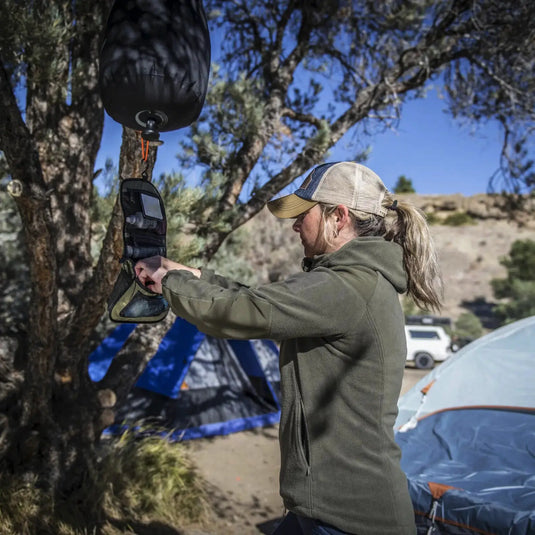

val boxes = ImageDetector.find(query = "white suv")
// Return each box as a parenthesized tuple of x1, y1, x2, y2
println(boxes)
(404, 325, 452, 369)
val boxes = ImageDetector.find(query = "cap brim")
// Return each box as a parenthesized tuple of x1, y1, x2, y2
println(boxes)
(267, 194, 318, 219)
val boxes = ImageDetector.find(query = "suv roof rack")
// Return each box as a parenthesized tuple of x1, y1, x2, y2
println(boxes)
(405, 315, 452, 327)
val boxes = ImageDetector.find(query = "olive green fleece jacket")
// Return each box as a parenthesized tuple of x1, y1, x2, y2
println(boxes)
(162, 237, 416, 535)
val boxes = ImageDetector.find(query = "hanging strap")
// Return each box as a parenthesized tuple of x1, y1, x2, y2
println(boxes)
(141, 137, 150, 161)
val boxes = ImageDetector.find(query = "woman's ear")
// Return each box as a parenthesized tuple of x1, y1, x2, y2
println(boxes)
(335, 205, 350, 226)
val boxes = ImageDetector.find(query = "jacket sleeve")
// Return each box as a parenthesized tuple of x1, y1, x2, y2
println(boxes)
(199, 268, 251, 290)
(161, 267, 367, 341)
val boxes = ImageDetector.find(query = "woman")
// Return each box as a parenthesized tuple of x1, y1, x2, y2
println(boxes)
(135, 161, 442, 535)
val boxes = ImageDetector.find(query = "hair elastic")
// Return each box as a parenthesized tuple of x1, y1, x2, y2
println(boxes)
(388, 200, 398, 211)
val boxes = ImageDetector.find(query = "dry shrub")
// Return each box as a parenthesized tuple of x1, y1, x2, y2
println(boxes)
(0, 431, 209, 535)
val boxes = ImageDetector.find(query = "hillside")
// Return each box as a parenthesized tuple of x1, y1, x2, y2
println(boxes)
(229, 193, 535, 330)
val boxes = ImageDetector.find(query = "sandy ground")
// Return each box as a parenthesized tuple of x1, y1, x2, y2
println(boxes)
(183, 368, 428, 535)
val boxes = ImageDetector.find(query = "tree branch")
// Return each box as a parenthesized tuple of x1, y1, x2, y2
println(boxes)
(216, 4, 316, 215)
(282, 107, 325, 128)
(97, 313, 176, 412)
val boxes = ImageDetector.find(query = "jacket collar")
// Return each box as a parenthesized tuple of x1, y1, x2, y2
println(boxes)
(301, 237, 407, 293)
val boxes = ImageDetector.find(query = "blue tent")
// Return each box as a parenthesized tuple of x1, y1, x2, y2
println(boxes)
(89, 318, 281, 440)
(395, 316, 535, 534)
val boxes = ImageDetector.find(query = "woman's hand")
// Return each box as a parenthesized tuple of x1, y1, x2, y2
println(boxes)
(134, 256, 201, 294)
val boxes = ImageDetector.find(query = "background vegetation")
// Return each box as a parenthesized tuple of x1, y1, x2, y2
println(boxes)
(491, 239, 535, 324)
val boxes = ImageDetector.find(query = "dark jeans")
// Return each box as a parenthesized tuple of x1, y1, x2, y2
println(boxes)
(272, 512, 351, 535)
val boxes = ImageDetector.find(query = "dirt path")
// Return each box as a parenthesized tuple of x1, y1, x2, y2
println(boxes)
(183, 368, 428, 534)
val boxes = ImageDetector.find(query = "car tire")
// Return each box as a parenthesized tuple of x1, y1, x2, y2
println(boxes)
(414, 352, 434, 369)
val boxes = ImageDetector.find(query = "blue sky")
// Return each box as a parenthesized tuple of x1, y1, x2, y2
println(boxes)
(96, 89, 509, 197)
(353, 92, 506, 196)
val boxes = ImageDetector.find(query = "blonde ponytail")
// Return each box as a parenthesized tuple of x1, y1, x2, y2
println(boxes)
(383, 197, 443, 312)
